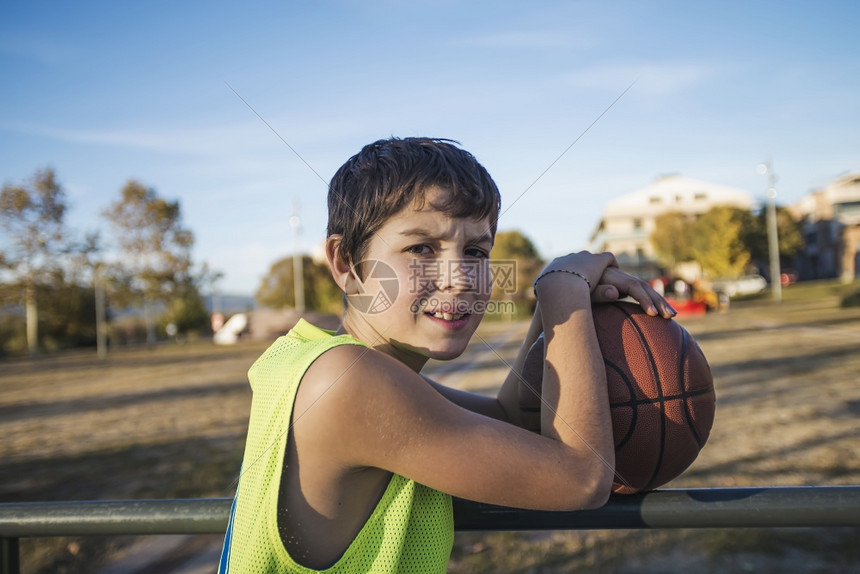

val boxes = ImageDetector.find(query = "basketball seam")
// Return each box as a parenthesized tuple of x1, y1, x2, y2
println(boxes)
(678, 328, 705, 449)
(604, 358, 638, 451)
(618, 303, 666, 492)
(609, 385, 713, 408)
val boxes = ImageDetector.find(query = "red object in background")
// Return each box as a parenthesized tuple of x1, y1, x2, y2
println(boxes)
(666, 297, 707, 317)
(781, 270, 799, 286)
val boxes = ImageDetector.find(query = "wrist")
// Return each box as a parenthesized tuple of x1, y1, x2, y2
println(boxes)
(536, 275, 591, 327)
(533, 269, 592, 298)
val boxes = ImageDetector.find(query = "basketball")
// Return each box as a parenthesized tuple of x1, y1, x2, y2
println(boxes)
(594, 301, 715, 494)
(520, 301, 715, 494)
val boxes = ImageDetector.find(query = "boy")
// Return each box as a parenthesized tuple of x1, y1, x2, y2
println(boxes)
(220, 137, 674, 573)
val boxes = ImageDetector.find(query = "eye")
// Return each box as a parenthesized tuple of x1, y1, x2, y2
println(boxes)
(465, 246, 490, 259)
(406, 244, 433, 256)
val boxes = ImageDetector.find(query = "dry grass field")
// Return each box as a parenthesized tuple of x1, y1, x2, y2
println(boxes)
(2, 280, 859, 573)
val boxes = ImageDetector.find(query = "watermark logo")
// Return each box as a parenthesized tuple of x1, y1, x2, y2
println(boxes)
(347, 260, 399, 314)
(409, 297, 517, 316)
(406, 259, 517, 296)
(347, 259, 519, 316)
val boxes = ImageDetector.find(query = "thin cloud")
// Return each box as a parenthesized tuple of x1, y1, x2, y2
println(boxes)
(2, 122, 235, 156)
(0, 113, 372, 160)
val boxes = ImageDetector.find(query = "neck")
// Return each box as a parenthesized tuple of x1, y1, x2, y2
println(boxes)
(337, 313, 428, 373)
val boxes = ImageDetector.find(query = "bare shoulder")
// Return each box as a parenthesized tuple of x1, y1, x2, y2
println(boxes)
(294, 343, 446, 438)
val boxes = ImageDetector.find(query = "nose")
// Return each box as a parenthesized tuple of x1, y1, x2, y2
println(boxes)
(439, 258, 482, 294)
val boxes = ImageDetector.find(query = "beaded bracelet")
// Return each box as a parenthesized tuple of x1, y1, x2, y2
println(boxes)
(533, 268, 591, 297)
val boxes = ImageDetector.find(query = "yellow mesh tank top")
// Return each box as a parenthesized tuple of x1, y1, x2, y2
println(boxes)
(220, 319, 454, 573)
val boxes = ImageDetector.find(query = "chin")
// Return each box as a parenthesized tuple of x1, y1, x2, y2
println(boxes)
(426, 340, 471, 361)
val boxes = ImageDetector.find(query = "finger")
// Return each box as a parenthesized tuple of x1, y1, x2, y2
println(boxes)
(598, 267, 672, 318)
(601, 252, 620, 268)
(625, 280, 676, 318)
(591, 284, 620, 303)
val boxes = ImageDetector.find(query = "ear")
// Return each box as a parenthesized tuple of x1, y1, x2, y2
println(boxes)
(326, 235, 361, 295)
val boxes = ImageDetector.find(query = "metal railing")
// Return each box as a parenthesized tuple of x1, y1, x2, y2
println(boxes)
(2, 486, 859, 573)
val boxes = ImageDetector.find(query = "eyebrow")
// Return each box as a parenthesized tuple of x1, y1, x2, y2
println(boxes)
(399, 228, 493, 245)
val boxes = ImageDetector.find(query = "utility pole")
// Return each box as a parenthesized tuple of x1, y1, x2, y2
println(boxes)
(757, 160, 782, 302)
(94, 264, 107, 358)
(290, 201, 305, 313)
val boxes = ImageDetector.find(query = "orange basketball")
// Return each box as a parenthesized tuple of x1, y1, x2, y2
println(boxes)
(518, 301, 715, 495)
(593, 301, 715, 494)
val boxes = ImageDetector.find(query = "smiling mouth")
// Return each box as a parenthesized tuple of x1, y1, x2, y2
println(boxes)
(425, 311, 468, 321)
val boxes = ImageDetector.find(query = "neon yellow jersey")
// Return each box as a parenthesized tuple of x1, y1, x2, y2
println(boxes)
(220, 319, 454, 573)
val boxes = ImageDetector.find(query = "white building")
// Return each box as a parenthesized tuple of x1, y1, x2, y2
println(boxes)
(588, 175, 755, 279)
(790, 172, 860, 282)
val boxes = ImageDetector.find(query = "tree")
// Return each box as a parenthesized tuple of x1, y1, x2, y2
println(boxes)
(36, 269, 98, 350)
(103, 181, 201, 342)
(0, 168, 70, 354)
(160, 275, 211, 335)
(744, 206, 805, 267)
(489, 230, 544, 318)
(689, 206, 751, 278)
(651, 205, 804, 281)
(651, 211, 696, 267)
(256, 255, 343, 315)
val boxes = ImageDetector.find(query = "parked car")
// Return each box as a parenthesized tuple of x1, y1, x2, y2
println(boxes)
(710, 275, 768, 297)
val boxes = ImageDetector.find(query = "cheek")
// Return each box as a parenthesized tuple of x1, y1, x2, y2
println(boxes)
(478, 260, 493, 298)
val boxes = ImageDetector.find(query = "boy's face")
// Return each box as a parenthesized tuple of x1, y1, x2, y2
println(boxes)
(343, 186, 494, 371)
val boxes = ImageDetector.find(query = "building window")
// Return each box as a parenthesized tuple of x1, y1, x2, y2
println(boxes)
(633, 218, 642, 230)
(694, 192, 707, 200)
(835, 201, 860, 218)
(649, 197, 661, 204)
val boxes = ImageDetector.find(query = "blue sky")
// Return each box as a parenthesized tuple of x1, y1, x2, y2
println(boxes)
(2, 1, 858, 295)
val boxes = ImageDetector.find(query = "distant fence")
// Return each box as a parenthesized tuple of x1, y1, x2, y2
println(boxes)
(2, 487, 859, 574)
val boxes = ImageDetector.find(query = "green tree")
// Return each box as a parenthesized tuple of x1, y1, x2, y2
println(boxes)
(160, 275, 211, 335)
(0, 168, 70, 354)
(650, 211, 696, 267)
(256, 255, 343, 315)
(743, 206, 805, 265)
(36, 269, 98, 350)
(490, 230, 544, 318)
(103, 181, 204, 342)
(690, 206, 751, 278)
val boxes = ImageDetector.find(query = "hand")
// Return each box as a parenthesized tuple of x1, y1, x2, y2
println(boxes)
(536, 251, 618, 294)
(591, 266, 677, 318)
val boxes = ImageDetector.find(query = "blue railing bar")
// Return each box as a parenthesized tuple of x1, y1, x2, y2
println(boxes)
(1, 487, 858, 539)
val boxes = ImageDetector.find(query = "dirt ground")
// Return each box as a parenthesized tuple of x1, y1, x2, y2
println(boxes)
(2, 285, 859, 573)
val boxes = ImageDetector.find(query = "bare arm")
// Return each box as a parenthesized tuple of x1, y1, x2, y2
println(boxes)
(301, 340, 613, 511)
(422, 375, 506, 420)
(535, 273, 614, 490)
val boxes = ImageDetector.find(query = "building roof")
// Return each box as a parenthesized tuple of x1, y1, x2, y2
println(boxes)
(602, 174, 754, 218)
(791, 171, 860, 224)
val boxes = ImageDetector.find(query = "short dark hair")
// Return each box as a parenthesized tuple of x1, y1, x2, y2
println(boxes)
(327, 137, 501, 265)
